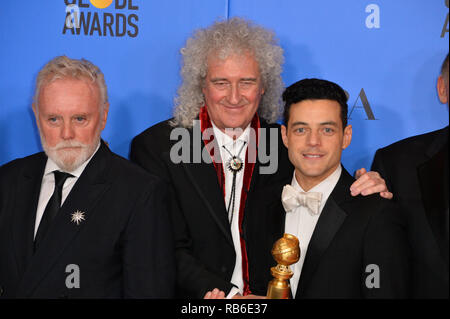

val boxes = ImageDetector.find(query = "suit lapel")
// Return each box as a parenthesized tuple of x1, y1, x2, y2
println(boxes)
(178, 124, 232, 246)
(243, 122, 284, 230)
(424, 126, 448, 159)
(296, 168, 353, 298)
(267, 198, 286, 242)
(418, 142, 449, 266)
(182, 161, 233, 246)
(12, 153, 47, 277)
(248, 183, 286, 246)
(246, 121, 281, 191)
(17, 142, 112, 297)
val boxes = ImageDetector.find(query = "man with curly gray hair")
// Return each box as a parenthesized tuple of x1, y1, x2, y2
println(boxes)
(131, 17, 292, 299)
(171, 17, 284, 129)
(130, 17, 390, 299)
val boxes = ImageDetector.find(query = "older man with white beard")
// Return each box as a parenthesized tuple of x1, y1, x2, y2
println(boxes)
(0, 56, 175, 298)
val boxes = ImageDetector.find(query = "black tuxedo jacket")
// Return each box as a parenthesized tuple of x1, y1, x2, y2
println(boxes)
(371, 126, 449, 298)
(130, 119, 292, 298)
(0, 141, 175, 298)
(246, 168, 410, 298)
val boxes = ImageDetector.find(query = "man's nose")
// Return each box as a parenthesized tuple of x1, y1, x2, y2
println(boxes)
(227, 84, 241, 105)
(61, 122, 75, 140)
(307, 130, 321, 146)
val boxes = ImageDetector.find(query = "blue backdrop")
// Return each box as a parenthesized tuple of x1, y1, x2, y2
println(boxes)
(1, 0, 448, 174)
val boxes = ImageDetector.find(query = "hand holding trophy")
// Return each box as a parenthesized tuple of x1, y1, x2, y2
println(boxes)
(266, 233, 300, 299)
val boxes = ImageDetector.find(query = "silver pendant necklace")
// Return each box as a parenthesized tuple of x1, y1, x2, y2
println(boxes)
(222, 141, 247, 224)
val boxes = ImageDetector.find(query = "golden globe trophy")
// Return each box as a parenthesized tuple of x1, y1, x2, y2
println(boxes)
(266, 233, 300, 299)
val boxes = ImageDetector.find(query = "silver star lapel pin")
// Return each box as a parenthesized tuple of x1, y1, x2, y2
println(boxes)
(71, 210, 86, 225)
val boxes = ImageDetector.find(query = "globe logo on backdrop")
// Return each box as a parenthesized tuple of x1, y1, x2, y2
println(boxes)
(63, 0, 139, 37)
(90, 0, 114, 9)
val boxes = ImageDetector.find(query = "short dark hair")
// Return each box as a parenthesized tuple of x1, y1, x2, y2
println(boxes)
(282, 78, 348, 128)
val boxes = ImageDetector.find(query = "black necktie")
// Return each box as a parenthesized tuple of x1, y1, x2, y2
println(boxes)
(34, 171, 73, 252)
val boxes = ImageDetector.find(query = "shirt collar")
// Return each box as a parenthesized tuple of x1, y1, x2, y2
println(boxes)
(291, 164, 342, 205)
(44, 141, 101, 178)
(211, 121, 251, 149)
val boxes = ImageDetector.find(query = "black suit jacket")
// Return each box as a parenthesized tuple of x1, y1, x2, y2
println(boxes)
(130, 119, 292, 298)
(371, 126, 449, 298)
(0, 141, 175, 298)
(246, 167, 410, 298)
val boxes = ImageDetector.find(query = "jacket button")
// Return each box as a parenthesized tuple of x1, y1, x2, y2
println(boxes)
(0, 286, 4, 296)
(221, 266, 227, 273)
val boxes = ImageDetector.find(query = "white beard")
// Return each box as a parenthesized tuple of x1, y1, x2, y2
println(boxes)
(40, 131, 101, 172)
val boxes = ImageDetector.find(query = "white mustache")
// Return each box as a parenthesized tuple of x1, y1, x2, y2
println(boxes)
(50, 140, 87, 151)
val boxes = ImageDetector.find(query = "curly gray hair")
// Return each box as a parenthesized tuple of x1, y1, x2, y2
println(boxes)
(172, 17, 284, 128)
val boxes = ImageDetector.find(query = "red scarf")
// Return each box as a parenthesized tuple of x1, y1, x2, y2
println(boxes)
(199, 106, 260, 296)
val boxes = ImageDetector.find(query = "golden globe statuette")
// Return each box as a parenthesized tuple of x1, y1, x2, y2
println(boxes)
(266, 233, 300, 299)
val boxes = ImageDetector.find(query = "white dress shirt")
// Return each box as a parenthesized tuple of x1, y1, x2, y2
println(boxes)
(34, 142, 100, 238)
(284, 165, 342, 297)
(211, 122, 250, 298)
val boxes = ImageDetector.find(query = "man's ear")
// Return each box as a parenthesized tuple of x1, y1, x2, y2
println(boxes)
(32, 103, 40, 127)
(100, 102, 109, 131)
(342, 124, 352, 150)
(281, 124, 288, 148)
(437, 75, 448, 104)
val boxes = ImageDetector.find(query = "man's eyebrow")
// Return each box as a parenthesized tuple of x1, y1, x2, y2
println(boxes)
(210, 77, 258, 82)
(291, 121, 308, 127)
(210, 78, 229, 82)
(290, 121, 339, 127)
(319, 121, 338, 126)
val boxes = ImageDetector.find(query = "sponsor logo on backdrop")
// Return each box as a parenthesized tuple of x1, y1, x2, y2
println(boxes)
(365, 4, 380, 29)
(63, 0, 139, 38)
(348, 88, 377, 120)
(441, 0, 449, 38)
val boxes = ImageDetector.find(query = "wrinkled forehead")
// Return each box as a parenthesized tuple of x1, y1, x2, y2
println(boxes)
(36, 76, 102, 114)
(39, 75, 100, 101)
(204, 50, 262, 82)
(42, 73, 97, 90)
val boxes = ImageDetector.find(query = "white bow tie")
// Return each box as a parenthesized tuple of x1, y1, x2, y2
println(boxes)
(281, 184, 323, 215)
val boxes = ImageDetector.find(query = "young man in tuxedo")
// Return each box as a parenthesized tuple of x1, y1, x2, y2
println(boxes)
(243, 78, 410, 298)
(0, 56, 175, 298)
(370, 53, 449, 298)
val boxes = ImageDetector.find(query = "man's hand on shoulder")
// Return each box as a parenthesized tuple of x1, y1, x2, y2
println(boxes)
(351, 168, 393, 199)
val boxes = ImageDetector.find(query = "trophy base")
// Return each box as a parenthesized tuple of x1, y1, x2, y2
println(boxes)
(266, 278, 292, 299)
